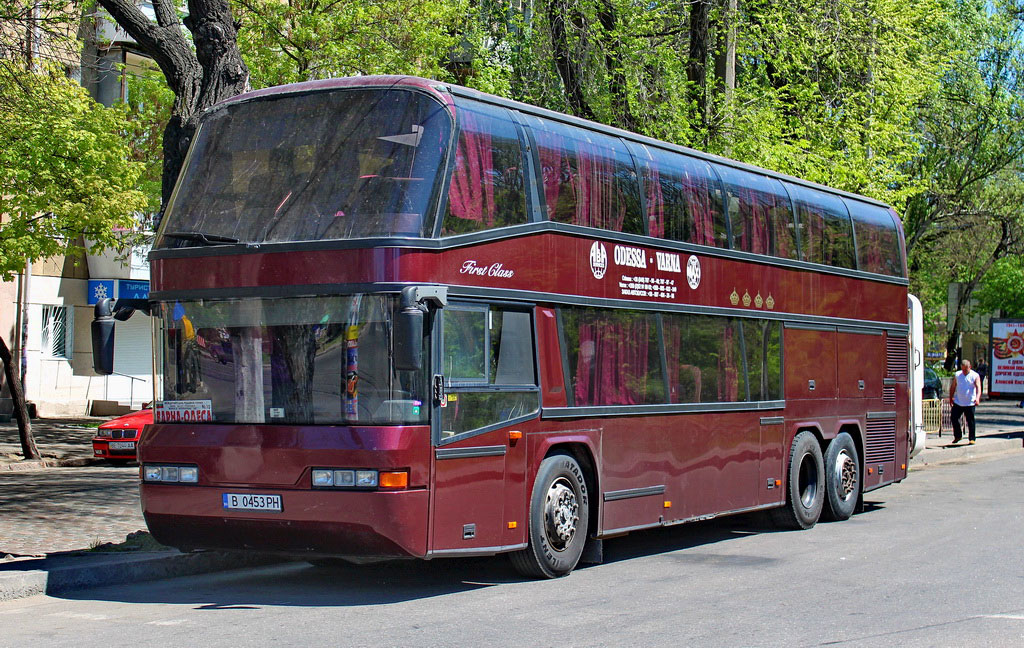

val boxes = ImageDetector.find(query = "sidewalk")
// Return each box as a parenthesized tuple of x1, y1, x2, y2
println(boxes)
(0, 400, 1021, 602)
(0, 416, 110, 470)
(0, 414, 278, 602)
(911, 398, 1024, 469)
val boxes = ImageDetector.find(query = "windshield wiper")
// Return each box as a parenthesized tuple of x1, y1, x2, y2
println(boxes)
(163, 231, 240, 246)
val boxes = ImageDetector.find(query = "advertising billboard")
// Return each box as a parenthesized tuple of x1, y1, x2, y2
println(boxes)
(989, 318, 1024, 397)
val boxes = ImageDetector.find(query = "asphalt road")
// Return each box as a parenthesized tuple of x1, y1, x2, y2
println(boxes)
(1, 454, 1022, 648)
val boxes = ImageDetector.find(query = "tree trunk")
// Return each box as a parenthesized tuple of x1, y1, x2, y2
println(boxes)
(547, 0, 595, 120)
(98, 0, 249, 220)
(597, 0, 638, 132)
(712, 0, 737, 145)
(0, 335, 40, 460)
(687, 0, 711, 125)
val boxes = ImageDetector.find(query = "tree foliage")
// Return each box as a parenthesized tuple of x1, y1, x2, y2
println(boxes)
(974, 255, 1024, 318)
(0, 67, 148, 281)
(232, 0, 464, 88)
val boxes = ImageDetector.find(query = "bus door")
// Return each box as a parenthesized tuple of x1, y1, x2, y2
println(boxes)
(430, 303, 539, 553)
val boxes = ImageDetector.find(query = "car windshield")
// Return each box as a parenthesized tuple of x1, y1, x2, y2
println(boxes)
(155, 294, 429, 425)
(156, 88, 452, 247)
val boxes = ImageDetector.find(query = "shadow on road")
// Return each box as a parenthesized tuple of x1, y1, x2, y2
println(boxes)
(56, 500, 888, 608)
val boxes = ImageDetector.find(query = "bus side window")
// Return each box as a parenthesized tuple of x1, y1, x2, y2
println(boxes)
(846, 199, 903, 276)
(442, 101, 527, 236)
(663, 313, 742, 404)
(561, 307, 665, 406)
(716, 165, 797, 259)
(787, 182, 856, 270)
(633, 144, 727, 247)
(441, 306, 539, 439)
(524, 115, 644, 235)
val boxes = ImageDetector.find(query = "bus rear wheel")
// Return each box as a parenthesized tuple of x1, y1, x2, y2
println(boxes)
(823, 432, 860, 521)
(510, 453, 590, 579)
(770, 431, 825, 530)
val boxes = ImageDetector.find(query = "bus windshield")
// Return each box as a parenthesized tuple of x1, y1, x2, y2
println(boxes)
(156, 294, 429, 425)
(157, 88, 452, 247)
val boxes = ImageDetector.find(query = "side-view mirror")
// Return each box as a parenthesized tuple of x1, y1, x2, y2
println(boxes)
(393, 285, 447, 372)
(92, 298, 115, 375)
(394, 305, 424, 372)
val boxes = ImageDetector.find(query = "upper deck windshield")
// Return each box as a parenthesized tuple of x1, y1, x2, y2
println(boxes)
(157, 88, 452, 248)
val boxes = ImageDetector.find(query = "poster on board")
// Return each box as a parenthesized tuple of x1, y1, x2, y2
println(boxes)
(988, 319, 1024, 397)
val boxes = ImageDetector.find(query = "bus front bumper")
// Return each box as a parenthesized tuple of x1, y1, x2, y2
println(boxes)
(141, 484, 429, 558)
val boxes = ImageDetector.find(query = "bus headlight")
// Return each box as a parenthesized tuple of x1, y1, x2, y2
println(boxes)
(311, 468, 405, 489)
(143, 463, 199, 484)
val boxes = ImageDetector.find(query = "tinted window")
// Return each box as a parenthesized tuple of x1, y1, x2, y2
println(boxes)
(157, 295, 428, 425)
(786, 182, 856, 269)
(847, 200, 903, 276)
(442, 100, 527, 235)
(716, 165, 797, 258)
(663, 314, 742, 403)
(158, 88, 451, 247)
(443, 306, 487, 382)
(561, 307, 665, 406)
(440, 304, 538, 439)
(741, 319, 782, 401)
(632, 143, 727, 247)
(443, 306, 536, 385)
(524, 115, 643, 234)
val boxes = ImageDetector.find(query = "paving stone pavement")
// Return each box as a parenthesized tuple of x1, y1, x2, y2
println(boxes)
(0, 465, 145, 556)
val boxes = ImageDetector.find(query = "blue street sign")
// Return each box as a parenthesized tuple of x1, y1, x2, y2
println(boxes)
(118, 280, 150, 300)
(87, 280, 116, 305)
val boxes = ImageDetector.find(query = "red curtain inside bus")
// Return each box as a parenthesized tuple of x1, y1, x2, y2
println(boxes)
(443, 100, 528, 236)
(527, 117, 643, 234)
(637, 147, 720, 246)
(566, 309, 663, 406)
(447, 110, 495, 226)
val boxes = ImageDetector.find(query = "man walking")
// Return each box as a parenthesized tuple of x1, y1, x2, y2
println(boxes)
(949, 359, 982, 445)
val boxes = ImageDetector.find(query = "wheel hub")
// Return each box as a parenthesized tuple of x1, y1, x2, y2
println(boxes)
(544, 478, 579, 550)
(835, 450, 857, 501)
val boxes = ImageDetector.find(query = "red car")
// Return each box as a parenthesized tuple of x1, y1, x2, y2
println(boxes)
(92, 408, 152, 461)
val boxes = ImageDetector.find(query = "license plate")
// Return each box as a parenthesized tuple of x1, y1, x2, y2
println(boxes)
(222, 493, 282, 512)
(109, 441, 136, 450)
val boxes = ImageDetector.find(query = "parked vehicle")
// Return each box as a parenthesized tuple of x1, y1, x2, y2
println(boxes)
(92, 408, 153, 461)
(923, 367, 942, 399)
(93, 76, 915, 579)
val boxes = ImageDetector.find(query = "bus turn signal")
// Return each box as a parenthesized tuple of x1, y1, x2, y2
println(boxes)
(378, 471, 409, 489)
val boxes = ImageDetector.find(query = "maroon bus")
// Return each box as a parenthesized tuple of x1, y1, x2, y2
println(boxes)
(93, 76, 913, 578)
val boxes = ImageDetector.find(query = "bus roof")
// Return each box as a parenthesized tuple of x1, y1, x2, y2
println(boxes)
(213, 75, 893, 212)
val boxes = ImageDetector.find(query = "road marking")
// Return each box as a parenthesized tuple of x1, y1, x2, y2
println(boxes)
(980, 614, 1024, 620)
(146, 619, 190, 626)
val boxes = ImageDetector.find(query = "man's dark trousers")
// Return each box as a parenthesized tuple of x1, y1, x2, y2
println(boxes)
(951, 403, 976, 442)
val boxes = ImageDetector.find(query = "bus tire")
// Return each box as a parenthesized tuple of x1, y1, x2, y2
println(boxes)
(510, 453, 589, 579)
(770, 431, 825, 530)
(823, 432, 860, 521)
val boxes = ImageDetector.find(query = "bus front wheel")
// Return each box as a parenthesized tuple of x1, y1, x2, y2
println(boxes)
(770, 431, 825, 530)
(510, 453, 590, 579)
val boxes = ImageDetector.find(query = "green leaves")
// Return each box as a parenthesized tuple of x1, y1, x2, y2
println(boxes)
(0, 68, 148, 281)
(232, 0, 465, 88)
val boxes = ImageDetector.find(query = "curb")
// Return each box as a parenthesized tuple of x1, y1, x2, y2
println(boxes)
(911, 437, 1024, 470)
(0, 550, 283, 602)
(0, 460, 48, 472)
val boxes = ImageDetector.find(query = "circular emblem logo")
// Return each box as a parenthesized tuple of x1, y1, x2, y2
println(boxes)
(590, 241, 608, 279)
(686, 255, 701, 289)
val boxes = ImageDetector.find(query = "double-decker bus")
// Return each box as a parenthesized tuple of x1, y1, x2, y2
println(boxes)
(93, 76, 924, 578)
